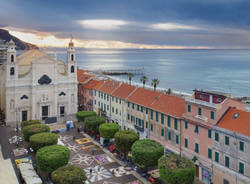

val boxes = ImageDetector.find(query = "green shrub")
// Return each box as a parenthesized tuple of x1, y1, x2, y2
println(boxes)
(84, 116, 106, 131)
(131, 139, 164, 169)
(114, 130, 139, 154)
(36, 145, 70, 173)
(30, 132, 58, 151)
(21, 120, 40, 128)
(99, 123, 120, 139)
(22, 124, 50, 142)
(158, 154, 195, 184)
(51, 165, 87, 184)
(76, 111, 96, 121)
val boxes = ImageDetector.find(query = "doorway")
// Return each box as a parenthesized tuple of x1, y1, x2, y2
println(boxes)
(196, 165, 199, 177)
(42, 106, 49, 120)
(60, 106, 65, 117)
(22, 110, 27, 122)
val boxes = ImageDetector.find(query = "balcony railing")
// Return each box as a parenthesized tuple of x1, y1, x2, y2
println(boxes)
(134, 124, 144, 132)
(185, 97, 217, 108)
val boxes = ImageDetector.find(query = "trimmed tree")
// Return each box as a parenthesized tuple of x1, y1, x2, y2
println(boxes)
(76, 111, 96, 121)
(84, 116, 106, 132)
(51, 165, 87, 184)
(114, 130, 139, 155)
(22, 124, 50, 142)
(99, 123, 120, 139)
(131, 139, 164, 169)
(158, 154, 195, 184)
(30, 132, 58, 151)
(21, 120, 40, 129)
(36, 145, 70, 173)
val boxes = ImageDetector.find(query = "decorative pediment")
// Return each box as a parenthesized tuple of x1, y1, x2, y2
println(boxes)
(59, 92, 66, 96)
(38, 75, 52, 85)
(20, 95, 28, 100)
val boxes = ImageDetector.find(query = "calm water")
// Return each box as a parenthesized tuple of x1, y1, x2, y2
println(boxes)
(53, 49, 250, 97)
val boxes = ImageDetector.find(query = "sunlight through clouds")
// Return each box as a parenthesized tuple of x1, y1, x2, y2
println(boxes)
(77, 19, 129, 30)
(152, 23, 200, 31)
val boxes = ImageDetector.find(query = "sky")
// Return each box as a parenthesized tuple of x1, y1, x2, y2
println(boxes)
(1, 0, 250, 49)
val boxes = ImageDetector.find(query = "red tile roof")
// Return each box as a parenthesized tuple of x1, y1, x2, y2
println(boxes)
(92, 80, 105, 90)
(217, 108, 250, 137)
(112, 83, 136, 99)
(127, 88, 162, 107)
(150, 94, 185, 118)
(83, 79, 102, 90)
(98, 80, 120, 94)
(77, 69, 92, 83)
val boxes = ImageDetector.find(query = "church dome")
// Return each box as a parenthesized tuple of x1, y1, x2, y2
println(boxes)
(8, 39, 15, 46)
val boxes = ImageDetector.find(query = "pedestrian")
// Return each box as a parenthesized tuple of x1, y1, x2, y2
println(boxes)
(73, 136, 76, 141)
(90, 168, 92, 175)
(77, 127, 80, 133)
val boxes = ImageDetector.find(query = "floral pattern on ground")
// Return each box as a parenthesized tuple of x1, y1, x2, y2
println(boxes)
(66, 143, 82, 153)
(59, 135, 73, 143)
(75, 138, 91, 144)
(69, 153, 94, 167)
(84, 165, 112, 182)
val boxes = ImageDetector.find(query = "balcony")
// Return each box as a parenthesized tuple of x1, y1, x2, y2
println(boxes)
(134, 124, 144, 132)
(185, 97, 216, 109)
(195, 115, 208, 122)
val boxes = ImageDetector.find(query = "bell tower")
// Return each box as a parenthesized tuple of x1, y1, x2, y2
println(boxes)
(6, 39, 18, 81)
(67, 36, 77, 79)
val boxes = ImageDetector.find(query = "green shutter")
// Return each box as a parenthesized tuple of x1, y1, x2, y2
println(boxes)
(128, 114, 130, 120)
(195, 125, 199, 133)
(198, 107, 202, 115)
(150, 124, 153, 131)
(215, 132, 219, 141)
(146, 121, 148, 128)
(141, 106, 143, 112)
(188, 104, 191, 112)
(225, 156, 230, 168)
(239, 162, 244, 174)
(168, 116, 171, 127)
(161, 128, 164, 136)
(215, 152, 219, 163)
(151, 110, 154, 120)
(210, 111, 214, 119)
(185, 138, 188, 148)
(137, 105, 139, 111)
(161, 114, 164, 124)
(156, 112, 159, 122)
(185, 121, 188, 129)
(195, 143, 199, 153)
(174, 119, 178, 130)
(176, 135, 179, 144)
(146, 108, 148, 114)
(128, 102, 130, 107)
(208, 148, 212, 159)
(239, 141, 244, 152)
(225, 136, 229, 145)
(168, 132, 171, 140)
(208, 129, 212, 138)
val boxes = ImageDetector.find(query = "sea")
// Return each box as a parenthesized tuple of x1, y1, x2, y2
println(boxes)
(46, 48, 250, 97)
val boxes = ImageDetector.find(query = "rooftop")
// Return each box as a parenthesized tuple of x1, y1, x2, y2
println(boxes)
(77, 69, 92, 83)
(98, 80, 120, 94)
(112, 83, 136, 99)
(82, 79, 102, 90)
(217, 108, 250, 137)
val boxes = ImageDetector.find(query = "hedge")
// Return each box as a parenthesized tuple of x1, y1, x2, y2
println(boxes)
(99, 123, 120, 139)
(158, 154, 195, 184)
(84, 116, 106, 131)
(131, 139, 164, 169)
(51, 165, 87, 184)
(114, 130, 139, 154)
(36, 145, 70, 173)
(22, 124, 50, 142)
(76, 111, 96, 121)
(21, 120, 40, 128)
(30, 132, 58, 151)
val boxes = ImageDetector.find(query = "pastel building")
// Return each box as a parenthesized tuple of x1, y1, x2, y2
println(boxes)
(213, 108, 250, 184)
(182, 90, 245, 184)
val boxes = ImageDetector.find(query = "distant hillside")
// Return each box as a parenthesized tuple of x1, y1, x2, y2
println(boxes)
(0, 29, 39, 50)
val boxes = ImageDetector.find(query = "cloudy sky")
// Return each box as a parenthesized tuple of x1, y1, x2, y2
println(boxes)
(1, 0, 250, 49)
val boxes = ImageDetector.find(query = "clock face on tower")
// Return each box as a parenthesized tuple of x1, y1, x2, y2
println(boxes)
(38, 75, 52, 85)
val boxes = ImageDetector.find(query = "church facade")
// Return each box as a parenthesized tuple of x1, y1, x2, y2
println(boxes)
(0, 39, 78, 127)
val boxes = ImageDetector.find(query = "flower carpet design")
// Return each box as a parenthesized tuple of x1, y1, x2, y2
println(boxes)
(82, 144, 100, 153)
(75, 138, 91, 144)
(69, 153, 95, 166)
(109, 166, 131, 177)
(59, 135, 73, 143)
(95, 154, 114, 165)
(66, 143, 82, 153)
(84, 165, 112, 182)
(126, 180, 143, 184)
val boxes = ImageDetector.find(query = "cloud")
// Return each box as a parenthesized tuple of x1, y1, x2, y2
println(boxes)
(151, 23, 200, 31)
(77, 19, 129, 30)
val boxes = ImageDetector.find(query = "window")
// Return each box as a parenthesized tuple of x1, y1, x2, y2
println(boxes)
(208, 129, 212, 138)
(215, 152, 219, 163)
(94, 100, 96, 105)
(146, 108, 148, 114)
(116, 98, 118, 103)
(208, 148, 212, 159)
(137, 105, 139, 111)
(198, 107, 202, 115)
(210, 111, 215, 119)
(116, 109, 118, 114)
(112, 107, 114, 113)
(98, 91, 100, 98)
(112, 96, 114, 101)
(104, 94, 106, 100)
(11, 54, 14, 62)
(161, 114, 164, 124)
(225, 136, 229, 145)
(151, 110, 154, 120)
(185, 138, 188, 148)
(174, 119, 178, 130)
(107, 95, 109, 101)
(132, 103, 135, 109)
(107, 105, 109, 111)
(150, 124, 153, 131)
(239, 141, 244, 152)
(141, 106, 143, 112)
(156, 112, 159, 122)
(98, 101, 100, 107)
(71, 65, 74, 73)
(128, 114, 130, 120)
(168, 132, 171, 140)
(10, 67, 15, 75)
(223, 179, 229, 184)
(161, 128, 164, 136)
(225, 156, 230, 168)
(146, 121, 148, 128)
(185, 121, 188, 129)
(128, 102, 130, 108)
(168, 116, 171, 127)
(188, 104, 191, 112)
(215, 132, 219, 142)
(94, 90, 96, 96)
(195, 143, 199, 153)
(195, 125, 199, 133)
(104, 104, 106, 111)
(239, 162, 244, 174)
(119, 99, 121, 104)
(176, 135, 179, 144)
(71, 54, 74, 61)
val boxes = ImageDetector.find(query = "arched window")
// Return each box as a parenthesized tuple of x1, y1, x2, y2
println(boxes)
(71, 54, 74, 61)
(10, 67, 15, 75)
(11, 55, 14, 62)
(71, 65, 74, 73)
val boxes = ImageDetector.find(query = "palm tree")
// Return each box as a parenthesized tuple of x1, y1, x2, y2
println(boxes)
(166, 88, 172, 95)
(140, 76, 148, 88)
(128, 72, 134, 85)
(151, 78, 160, 91)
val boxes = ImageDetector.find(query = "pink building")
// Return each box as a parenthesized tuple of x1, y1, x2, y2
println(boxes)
(182, 90, 245, 184)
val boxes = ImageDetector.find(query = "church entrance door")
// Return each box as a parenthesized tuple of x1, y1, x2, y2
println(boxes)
(22, 110, 27, 122)
(42, 106, 49, 120)
(60, 106, 65, 117)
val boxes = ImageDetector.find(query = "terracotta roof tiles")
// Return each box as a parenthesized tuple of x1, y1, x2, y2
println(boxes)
(77, 69, 92, 83)
(112, 83, 137, 99)
(98, 80, 120, 94)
